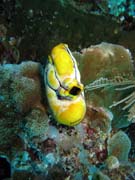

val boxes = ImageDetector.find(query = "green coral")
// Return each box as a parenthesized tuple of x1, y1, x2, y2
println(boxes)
(106, 155, 119, 170)
(107, 131, 131, 162)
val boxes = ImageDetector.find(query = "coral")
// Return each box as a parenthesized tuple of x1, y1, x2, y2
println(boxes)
(19, 61, 41, 79)
(108, 0, 126, 16)
(77, 42, 134, 85)
(0, 0, 135, 178)
(85, 76, 135, 92)
(80, 42, 135, 127)
(109, 83, 135, 111)
(22, 109, 49, 139)
(0, 61, 47, 159)
(107, 131, 131, 162)
(128, 98, 135, 122)
(12, 151, 32, 172)
(85, 105, 113, 133)
(85, 76, 135, 123)
(0, 43, 134, 179)
(105, 155, 120, 170)
(102, 163, 135, 180)
(0, 61, 45, 114)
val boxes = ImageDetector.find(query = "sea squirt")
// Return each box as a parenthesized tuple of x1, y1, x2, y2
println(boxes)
(44, 43, 86, 126)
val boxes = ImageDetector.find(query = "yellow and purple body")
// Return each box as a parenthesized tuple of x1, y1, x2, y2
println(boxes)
(44, 43, 86, 126)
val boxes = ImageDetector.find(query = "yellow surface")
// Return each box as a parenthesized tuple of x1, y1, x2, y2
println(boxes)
(45, 43, 86, 126)
(51, 43, 74, 76)
(56, 100, 86, 126)
(47, 64, 59, 90)
(47, 87, 86, 126)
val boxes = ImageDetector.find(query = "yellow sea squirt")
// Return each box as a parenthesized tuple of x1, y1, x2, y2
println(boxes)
(44, 43, 86, 126)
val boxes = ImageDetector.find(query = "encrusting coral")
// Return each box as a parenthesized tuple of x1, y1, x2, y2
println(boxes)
(0, 61, 47, 157)
(0, 61, 44, 113)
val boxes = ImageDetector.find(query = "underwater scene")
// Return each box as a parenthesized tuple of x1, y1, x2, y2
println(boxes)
(0, 0, 135, 179)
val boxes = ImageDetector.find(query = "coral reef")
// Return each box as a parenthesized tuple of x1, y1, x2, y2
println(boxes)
(0, 0, 135, 178)
(0, 37, 135, 179)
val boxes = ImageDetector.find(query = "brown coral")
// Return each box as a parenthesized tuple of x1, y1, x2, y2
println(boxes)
(85, 105, 112, 133)
(76, 42, 134, 85)
(8, 61, 45, 113)
(76, 42, 135, 124)
(0, 61, 47, 157)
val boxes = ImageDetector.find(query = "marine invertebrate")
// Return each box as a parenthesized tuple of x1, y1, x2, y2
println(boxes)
(82, 42, 135, 122)
(85, 76, 135, 122)
(23, 109, 49, 139)
(0, 41, 135, 179)
(0, 62, 44, 113)
(77, 42, 133, 86)
(108, 0, 126, 17)
(85, 76, 134, 92)
(85, 105, 113, 133)
(105, 155, 120, 170)
(0, 61, 47, 157)
(107, 131, 131, 162)
(5, 61, 45, 113)
(128, 104, 135, 122)
(102, 163, 135, 180)
(44, 43, 86, 126)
